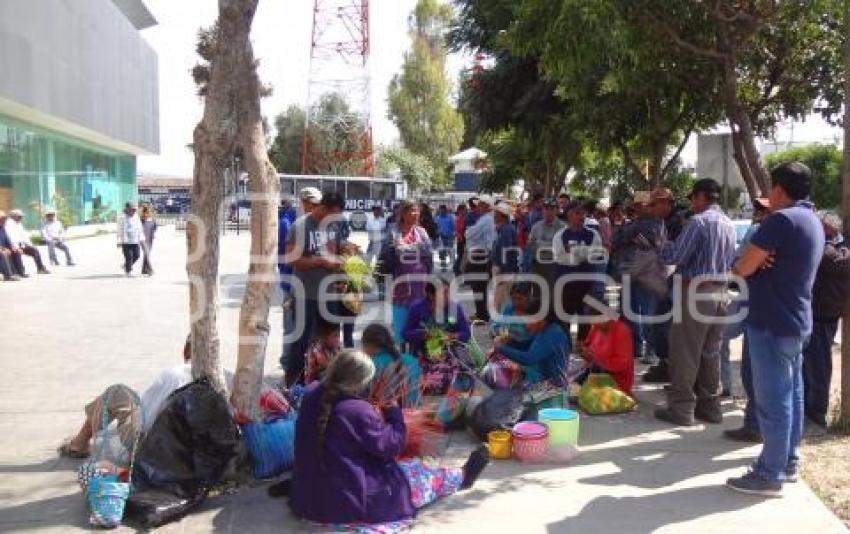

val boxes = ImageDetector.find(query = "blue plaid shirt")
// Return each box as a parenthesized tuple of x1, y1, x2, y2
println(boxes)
(660, 204, 736, 279)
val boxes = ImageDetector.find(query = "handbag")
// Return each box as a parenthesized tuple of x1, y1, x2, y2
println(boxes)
(84, 389, 141, 528)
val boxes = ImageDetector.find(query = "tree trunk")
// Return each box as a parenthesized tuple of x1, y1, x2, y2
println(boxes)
(717, 31, 770, 198)
(230, 6, 281, 420)
(840, 0, 850, 422)
(188, 1, 249, 394)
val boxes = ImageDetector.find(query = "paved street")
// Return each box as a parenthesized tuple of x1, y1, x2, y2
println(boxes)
(0, 227, 845, 533)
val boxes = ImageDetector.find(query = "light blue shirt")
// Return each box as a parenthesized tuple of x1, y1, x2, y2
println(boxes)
(465, 212, 495, 251)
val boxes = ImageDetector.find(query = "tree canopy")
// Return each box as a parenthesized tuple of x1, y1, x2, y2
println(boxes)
(388, 0, 464, 191)
(766, 144, 843, 209)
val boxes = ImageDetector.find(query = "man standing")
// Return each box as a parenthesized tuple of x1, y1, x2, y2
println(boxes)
(553, 202, 602, 342)
(284, 191, 346, 386)
(41, 210, 75, 266)
(435, 204, 456, 271)
(654, 178, 736, 427)
(116, 202, 144, 276)
(643, 187, 687, 382)
(728, 162, 824, 496)
(613, 191, 664, 361)
(464, 195, 496, 321)
(0, 210, 26, 279)
(6, 209, 50, 274)
(801, 212, 849, 436)
(365, 204, 387, 267)
(491, 202, 519, 310)
(527, 199, 565, 298)
(278, 188, 319, 369)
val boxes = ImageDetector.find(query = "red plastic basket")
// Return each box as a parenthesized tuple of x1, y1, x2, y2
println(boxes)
(511, 422, 548, 462)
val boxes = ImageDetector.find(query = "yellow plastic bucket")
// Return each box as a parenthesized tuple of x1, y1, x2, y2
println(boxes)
(487, 430, 513, 460)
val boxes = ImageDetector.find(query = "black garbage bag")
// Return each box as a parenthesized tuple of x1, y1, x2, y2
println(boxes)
(125, 378, 240, 528)
(468, 388, 525, 441)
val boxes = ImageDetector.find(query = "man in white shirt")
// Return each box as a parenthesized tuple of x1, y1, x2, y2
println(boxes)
(464, 195, 496, 321)
(41, 210, 75, 266)
(116, 202, 145, 276)
(365, 205, 387, 266)
(6, 209, 50, 274)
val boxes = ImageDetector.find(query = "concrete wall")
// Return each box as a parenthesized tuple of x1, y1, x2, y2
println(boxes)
(696, 133, 747, 194)
(0, 0, 159, 155)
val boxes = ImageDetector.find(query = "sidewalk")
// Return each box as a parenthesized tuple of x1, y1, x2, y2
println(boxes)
(0, 228, 845, 533)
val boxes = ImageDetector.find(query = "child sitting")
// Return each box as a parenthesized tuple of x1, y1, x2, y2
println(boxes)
(304, 321, 342, 383)
(362, 323, 422, 408)
(578, 305, 634, 395)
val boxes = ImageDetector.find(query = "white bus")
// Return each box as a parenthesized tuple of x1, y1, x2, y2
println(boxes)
(279, 174, 406, 229)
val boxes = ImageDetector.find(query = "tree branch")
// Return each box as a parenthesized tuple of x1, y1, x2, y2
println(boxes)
(660, 121, 695, 181)
(619, 141, 645, 181)
(642, 11, 726, 60)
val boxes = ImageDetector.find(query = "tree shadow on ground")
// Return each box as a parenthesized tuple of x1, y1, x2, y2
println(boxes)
(68, 274, 131, 280)
(545, 485, 764, 533)
(0, 455, 81, 474)
(0, 492, 89, 531)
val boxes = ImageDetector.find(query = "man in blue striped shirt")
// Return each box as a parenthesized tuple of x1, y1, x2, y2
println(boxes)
(655, 178, 737, 427)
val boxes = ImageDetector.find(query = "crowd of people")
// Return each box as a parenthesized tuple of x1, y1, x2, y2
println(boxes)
(276, 160, 849, 505)
(0, 207, 74, 281)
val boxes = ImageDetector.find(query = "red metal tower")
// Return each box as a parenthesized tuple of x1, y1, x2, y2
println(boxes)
(301, 0, 374, 177)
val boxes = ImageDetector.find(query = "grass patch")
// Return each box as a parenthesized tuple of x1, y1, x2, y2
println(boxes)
(801, 430, 850, 526)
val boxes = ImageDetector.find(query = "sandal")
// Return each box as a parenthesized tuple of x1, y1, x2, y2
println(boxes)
(58, 440, 90, 459)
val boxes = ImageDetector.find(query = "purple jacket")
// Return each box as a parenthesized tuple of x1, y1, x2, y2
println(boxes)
(402, 297, 471, 357)
(290, 383, 413, 524)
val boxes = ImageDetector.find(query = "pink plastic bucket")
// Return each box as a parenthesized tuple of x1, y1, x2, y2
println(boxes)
(511, 421, 548, 462)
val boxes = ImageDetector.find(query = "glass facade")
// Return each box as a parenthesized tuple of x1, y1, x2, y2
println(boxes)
(0, 114, 137, 228)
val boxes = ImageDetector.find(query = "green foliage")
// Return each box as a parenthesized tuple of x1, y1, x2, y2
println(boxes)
(376, 146, 437, 191)
(268, 94, 369, 176)
(268, 105, 305, 174)
(388, 0, 463, 190)
(765, 144, 843, 209)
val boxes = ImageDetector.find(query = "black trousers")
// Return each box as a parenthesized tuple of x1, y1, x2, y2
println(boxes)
(121, 244, 140, 274)
(141, 242, 154, 275)
(802, 319, 838, 427)
(464, 252, 491, 321)
(21, 244, 46, 271)
(561, 280, 593, 343)
(2, 250, 26, 276)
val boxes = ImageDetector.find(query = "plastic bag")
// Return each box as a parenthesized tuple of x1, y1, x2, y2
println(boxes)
(126, 379, 240, 528)
(124, 490, 205, 529)
(241, 416, 296, 480)
(629, 250, 669, 300)
(468, 389, 525, 441)
(578, 373, 636, 415)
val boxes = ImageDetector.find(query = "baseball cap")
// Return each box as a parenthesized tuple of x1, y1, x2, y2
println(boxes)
(753, 197, 771, 211)
(477, 195, 495, 207)
(9, 208, 23, 217)
(543, 198, 558, 208)
(299, 187, 322, 204)
(688, 178, 721, 200)
(44, 208, 57, 215)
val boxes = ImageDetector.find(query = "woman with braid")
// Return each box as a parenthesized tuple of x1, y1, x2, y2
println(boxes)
(288, 350, 489, 528)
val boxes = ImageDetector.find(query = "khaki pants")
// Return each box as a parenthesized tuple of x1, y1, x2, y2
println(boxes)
(85, 384, 142, 448)
(666, 284, 728, 421)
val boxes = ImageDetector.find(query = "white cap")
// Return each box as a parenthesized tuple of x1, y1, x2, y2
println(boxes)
(44, 207, 57, 215)
(299, 187, 322, 204)
(477, 195, 495, 207)
(494, 202, 513, 218)
(9, 209, 23, 217)
(597, 199, 609, 211)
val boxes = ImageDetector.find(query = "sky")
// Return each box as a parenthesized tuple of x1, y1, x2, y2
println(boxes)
(136, 0, 842, 177)
(137, 0, 469, 177)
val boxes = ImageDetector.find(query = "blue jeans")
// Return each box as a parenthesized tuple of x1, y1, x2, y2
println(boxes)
(746, 325, 805, 482)
(719, 299, 746, 392)
(624, 280, 657, 358)
(392, 304, 410, 345)
(740, 336, 759, 432)
(802, 320, 838, 427)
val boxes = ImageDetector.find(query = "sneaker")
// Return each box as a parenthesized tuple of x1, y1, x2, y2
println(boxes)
(785, 465, 799, 483)
(726, 471, 782, 497)
(723, 427, 762, 443)
(654, 407, 695, 427)
(37, 268, 51, 274)
(643, 363, 669, 384)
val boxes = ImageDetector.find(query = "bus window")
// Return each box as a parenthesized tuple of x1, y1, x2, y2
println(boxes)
(281, 177, 295, 197)
(347, 180, 369, 199)
(297, 178, 319, 192)
(372, 182, 395, 199)
(321, 178, 341, 194)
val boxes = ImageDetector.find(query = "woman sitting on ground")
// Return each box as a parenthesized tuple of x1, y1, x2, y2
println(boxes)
(492, 298, 570, 386)
(578, 305, 634, 396)
(490, 282, 534, 350)
(402, 275, 471, 395)
(362, 323, 422, 408)
(289, 350, 489, 529)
